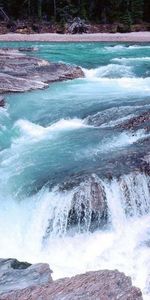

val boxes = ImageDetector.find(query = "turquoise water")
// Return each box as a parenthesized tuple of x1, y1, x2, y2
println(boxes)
(0, 42, 150, 298)
(0, 42, 150, 196)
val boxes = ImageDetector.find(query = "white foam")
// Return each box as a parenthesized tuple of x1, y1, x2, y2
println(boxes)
(105, 45, 127, 51)
(78, 129, 150, 159)
(82, 77, 150, 96)
(0, 173, 149, 298)
(112, 57, 150, 64)
(83, 64, 133, 79)
(13, 118, 89, 143)
(128, 45, 150, 50)
(105, 45, 150, 51)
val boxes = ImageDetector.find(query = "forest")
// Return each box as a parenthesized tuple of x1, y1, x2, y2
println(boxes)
(0, 0, 149, 25)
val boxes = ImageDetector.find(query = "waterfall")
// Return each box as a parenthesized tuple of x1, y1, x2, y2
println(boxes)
(19, 171, 150, 299)
(26, 172, 150, 241)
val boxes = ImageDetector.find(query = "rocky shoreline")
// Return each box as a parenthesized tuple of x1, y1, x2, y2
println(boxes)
(0, 48, 84, 94)
(0, 31, 150, 42)
(0, 259, 143, 300)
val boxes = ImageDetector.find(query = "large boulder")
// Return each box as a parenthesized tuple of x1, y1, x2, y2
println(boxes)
(0, 260, 143, 300)
(0, 48, 84, 93)
(41, 174, 108, 238)
(66, 174, 108, 232)
(0, 259, 53, 295)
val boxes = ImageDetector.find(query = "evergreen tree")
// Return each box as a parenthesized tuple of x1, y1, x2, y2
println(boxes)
(0, 0, 148, 25)
(131, 0, 144, 23)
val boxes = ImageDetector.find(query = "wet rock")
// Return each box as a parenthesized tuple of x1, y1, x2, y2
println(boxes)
(0, 48, 24, 56)
(18, 47, 38, 52)
(0, 48, 84, 94)
(0, 259, 53, 295)
(0, 258, 31, 270)
(0, 47, 37, 53)
(118, 111, 150, 132)
(85, 107, 135, 127)
(0, 265, 143, 300)
(60, 174, 108, 232)
(0, 96, 5, 107)
(85, 108, 150, 130)
(0, 73, 48, 93)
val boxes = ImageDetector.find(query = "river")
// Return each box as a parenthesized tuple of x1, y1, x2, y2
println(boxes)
(0, 42, 150, 298)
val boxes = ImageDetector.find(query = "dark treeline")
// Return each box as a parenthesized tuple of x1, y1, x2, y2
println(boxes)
(0, 0, 150, 24)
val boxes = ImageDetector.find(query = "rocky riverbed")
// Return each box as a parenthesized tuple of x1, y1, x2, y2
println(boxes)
(0, 259, 143, 300)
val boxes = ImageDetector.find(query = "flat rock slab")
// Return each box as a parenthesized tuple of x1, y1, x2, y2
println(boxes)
(0, 73, 47, 93)
(0, 48, 84, 93)
(0, 259, 143, 300)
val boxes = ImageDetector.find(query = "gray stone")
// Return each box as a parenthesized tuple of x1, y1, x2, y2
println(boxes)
(0, 258, 52, 295)
(0, 73, 47, 93)
(0, 263, 143, 300)
(0, 48, 84, 94)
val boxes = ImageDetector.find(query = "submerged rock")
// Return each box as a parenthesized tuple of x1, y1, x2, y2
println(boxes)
(0, 48, 84, 94)
(0, 260, 143, 300)
(0, 96, 5, 107)
(18, 47, 38, 52)
(85, 108, 150, 131)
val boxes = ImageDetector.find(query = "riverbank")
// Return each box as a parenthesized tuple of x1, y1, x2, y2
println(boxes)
(0, 31, 150, 42)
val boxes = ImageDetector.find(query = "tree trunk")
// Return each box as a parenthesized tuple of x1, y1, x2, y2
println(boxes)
(53, 0, 56, 19)
(38, 0, 42, 19)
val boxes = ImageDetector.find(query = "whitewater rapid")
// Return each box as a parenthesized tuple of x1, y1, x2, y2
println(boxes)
(0, 173, 150, 298)
(0, 42, 150, 299)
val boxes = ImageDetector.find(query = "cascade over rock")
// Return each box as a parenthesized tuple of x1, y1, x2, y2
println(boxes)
(0, 42, 150, 299)
(42, 171, 150, 238)
(65, 175, 108, 231)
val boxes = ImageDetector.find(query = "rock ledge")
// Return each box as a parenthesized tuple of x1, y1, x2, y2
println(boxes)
(0, 258, 143, 300)
(0, 48, 84, 94)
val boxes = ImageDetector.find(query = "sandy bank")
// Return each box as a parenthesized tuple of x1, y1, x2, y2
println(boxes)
(0, 32, 150, 42)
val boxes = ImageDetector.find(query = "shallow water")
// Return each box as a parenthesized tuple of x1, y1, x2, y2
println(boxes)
(0, 42, 150, 298)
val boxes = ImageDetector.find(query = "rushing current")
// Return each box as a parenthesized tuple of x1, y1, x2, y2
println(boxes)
(0, 42, 150, 298)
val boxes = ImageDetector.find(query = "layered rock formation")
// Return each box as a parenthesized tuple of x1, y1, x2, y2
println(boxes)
(0, 259, 143, 300)
(0, 48, 84, 94)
